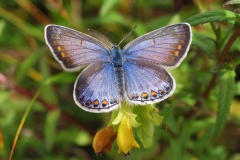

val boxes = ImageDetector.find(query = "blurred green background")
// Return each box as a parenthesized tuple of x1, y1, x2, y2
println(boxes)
(1, 0, 240, 160)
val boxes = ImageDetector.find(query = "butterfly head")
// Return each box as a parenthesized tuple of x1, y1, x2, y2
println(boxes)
(112, 43, 120, 49)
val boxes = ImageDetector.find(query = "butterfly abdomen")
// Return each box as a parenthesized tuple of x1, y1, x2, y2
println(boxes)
(114, 67, 125, 101)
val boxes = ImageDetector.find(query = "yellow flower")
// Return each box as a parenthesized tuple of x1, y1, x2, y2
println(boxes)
(117, 115, 140, 155)
(92, 125, 117, 155)
(92, 104, 163, 155)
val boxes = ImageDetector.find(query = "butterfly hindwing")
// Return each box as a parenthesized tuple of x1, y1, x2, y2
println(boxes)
(123, 61, 175, 104)
(74, 62, 120, 113)
(45, 25, 110, 71)
(123, 23, 191, 68)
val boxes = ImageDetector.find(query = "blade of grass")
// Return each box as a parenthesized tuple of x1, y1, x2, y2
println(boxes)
(99, 0, 118, 16)
(8, 73, 67, 160)
(15, 0, 52, 24)
(0, 7, 43, 41)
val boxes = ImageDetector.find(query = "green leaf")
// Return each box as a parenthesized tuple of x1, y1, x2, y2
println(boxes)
(136, 121, 154, 148)
(44, 109, 60, 151)
(215, 70, 236, 136)
(236, 81, 240, 95)
(0, 8, 43, 41)
(0, 20, 6, 37)
(186, 10, 240, 26)
(46, 72, 77, 84)
(99, 0, 118, 16)
(134, 105, 151, 119)
(16, 50, 44, 83)
(190, 118, 215, 133)
(86, 11, 125, 26)
(150, 113, 164, 126)
(140, 117, 154, 137)
(223, 0, 240, 6)
(192, 33, 216, 60)
(194, 128, 214, 151)
(56, 128, 92, 146)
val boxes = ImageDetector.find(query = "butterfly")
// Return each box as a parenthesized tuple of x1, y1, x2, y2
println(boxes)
(44, 23, 192, 113)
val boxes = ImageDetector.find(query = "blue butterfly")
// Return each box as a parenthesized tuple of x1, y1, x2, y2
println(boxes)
(44, 23, 192, 113)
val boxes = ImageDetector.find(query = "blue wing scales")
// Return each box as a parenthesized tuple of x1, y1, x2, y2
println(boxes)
(123, 61, 175, 104)
(45, 25, 110, 71)
(74, 62, 120, 113)
(123, 23, 191, 68)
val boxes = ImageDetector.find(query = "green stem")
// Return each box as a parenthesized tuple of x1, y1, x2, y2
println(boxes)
(9, 84, 47, 160)
(8, 78, 53, 160)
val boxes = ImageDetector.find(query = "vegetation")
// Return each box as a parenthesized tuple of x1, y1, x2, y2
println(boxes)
(0, 0, 240, 159)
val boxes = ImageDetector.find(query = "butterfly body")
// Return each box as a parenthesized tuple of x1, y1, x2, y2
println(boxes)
(111, 44, 126, 102)
(45, 23, 192, 113)
(112, 43, 124, 67)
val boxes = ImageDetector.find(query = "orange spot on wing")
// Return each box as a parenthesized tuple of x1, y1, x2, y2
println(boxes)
(102, 99, 108, 107)
(151, 91, 157, 97)
(177, 45, 182, 50)
(93, 100, 99, 107)
(57, 46, 62, 51)
(61, 52, 67, 58)
(141, 92, 148, 99)
(174, 51, 179, 56)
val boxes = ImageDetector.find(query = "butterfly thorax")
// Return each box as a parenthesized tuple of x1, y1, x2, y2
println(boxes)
(112, 43, 123, 67)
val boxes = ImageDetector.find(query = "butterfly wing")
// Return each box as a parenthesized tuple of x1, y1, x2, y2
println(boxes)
(123, 61, 175, 104)
(123, 23, 192, 68)
(74, 62, 120, 113)
(45, 25, 110, 71)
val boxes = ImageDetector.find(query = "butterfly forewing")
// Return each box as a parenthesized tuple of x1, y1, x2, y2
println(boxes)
(74, 62, 120, 113)
(45, 25, 110, 71)
(123, 61, 175, 104)
(123, 23, 191, 68)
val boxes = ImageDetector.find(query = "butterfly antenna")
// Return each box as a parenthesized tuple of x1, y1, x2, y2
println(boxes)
(88, 28, 113, 47)
(118, 25, 137, 46)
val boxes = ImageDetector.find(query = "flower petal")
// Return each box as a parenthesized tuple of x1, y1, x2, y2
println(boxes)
(112, 109, 123, 125)
(117, 116, 140, 154)
(92, 126, 117, 154)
